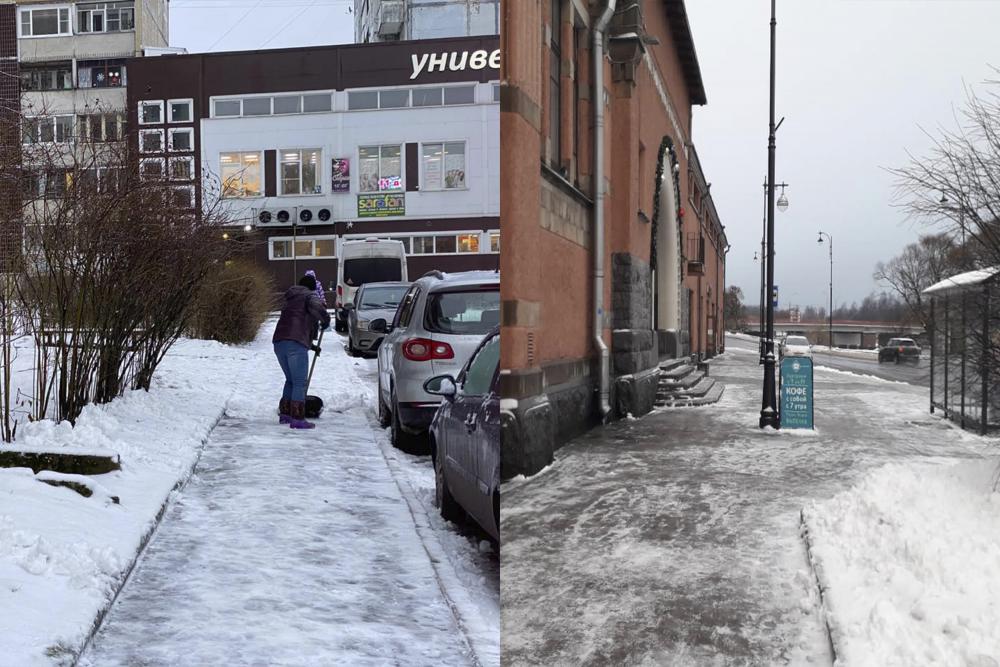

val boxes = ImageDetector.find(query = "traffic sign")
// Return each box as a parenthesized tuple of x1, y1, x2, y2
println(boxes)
(780, 355, 814, 429)
(772, 285, 779, 309)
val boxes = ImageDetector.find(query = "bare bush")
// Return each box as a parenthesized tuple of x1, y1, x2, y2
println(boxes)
(189, 259, 275, 345)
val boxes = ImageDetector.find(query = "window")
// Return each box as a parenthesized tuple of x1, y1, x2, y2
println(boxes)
(269, 236, 337, 260)
(412, 236, 434, 254)
(405, 233, 487, 255)
(168, 185, 195, 208)
(492, 83, 500, 103)
(78, 59, 125, 88)
(79, 113, 123, 142)
(457, 233, 479, 253)
(444, 85, 476, 105)
(461, 334, 499, 395)
(490, 232, 500, 253)
(549, 0, 562, 165)
(421, 142, 466, 190)
(243, 98, 271, 116)
(168, 99, 193, 123)
(77, 2, 134, 33)
(214, 99, 241, 117)
(19, 7, 71, 37)
(44, 169, 71, 199)
(139, 101, 163, 125)
(273, 96, 301, 115)
(97, 167, 123, 193)
(359, 144, 401, 192)
(412, 87, 442, 107)
(424, 290, 501, 336)
(169, 157, 194, 181)
(23, 116, 73, 144)
(303, 94, 332, 113)
(348, 91, 378, 110)
(379, 89, 409, 108)
(220, 152, 261, 199)
(168, 128, 194, 152)
(280, 149, 321, 195)
(140, 158, 165, 180)
(139, 129, 164, 153)
(20, 64, 72, 91)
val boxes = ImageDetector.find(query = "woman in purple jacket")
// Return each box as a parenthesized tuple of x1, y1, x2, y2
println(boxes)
(273, 273, 331, 429)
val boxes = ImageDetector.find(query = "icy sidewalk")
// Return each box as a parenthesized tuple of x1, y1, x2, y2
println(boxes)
(79, 329, 482, 666)
(501, 350, 990, 666)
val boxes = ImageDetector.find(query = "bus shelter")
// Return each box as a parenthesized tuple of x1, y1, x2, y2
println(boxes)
(923, 267, 1000, 434)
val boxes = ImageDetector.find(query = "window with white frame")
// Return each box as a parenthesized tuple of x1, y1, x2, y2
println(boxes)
(140, 158, 165, 180)
(168, 128, 194, 152)
(359, 144, 401, 192)
(210, 93, 332, 118)
(78, 113, 123, 143)
(220, 152, 262, 199)
(19, 6, 71, 37)
(168, 185, 195, 209)
(421, 142, 466, 190)
(347, 85, 478, 110)
(492, 83, 500, 103)
(269, 236, 337, 260)
(138, 101, 163, 125)
(97, 166, 123, 193)
(280, 149, 321, 195)
(139, 129, 164, 153)
(490, 232, 500, 253)
(77, 2, 134, 33)
(408, 234, 479, 255)
(23, 116, 74, 144)
(169, 157, 194, 181)
(168, 99, 193, 123)
(444, 85, 476, 105)
(213, 99, 241, 117)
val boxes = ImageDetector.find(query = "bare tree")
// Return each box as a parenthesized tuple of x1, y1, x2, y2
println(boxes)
(874, 234, 958, 326)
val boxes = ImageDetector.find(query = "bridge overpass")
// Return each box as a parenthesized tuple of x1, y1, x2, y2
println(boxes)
(742, 320, 925, 349)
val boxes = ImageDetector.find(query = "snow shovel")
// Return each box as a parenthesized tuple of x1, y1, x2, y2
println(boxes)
(304, 328, 325, 418)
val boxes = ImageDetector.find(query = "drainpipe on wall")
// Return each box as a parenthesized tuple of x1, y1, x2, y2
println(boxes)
(593, 0, 616, 418)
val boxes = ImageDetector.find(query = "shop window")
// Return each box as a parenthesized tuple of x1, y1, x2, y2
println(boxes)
(220, 152, 262, 199)
(139, 101, 163, 125)
(359, 144, 402, 192)
(168, 99, 193, 123)
(490, 232, 500, 253)
(19, 7, 71, 37)
(280, 149, 322, 195)
(77, 2, 134, 33)
(421, 142, 466, 190)
(270, 237, 337, 260)
(168, 128, 194, 152)
(457, 234, 480, 253)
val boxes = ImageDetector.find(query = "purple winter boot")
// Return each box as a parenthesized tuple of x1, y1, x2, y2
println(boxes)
(279, 399, 292, 425)
(288, 401, 316, 430)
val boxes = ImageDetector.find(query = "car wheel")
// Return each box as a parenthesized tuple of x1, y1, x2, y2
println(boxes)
(347, 334, 358, 357)
(335, 317, 347, 333)
(435, 445, 464, 524)
(391, 390, 425, 454)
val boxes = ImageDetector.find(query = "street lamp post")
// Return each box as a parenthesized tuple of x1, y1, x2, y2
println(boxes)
(759, 0, 781, 429)
(817, 232, 833, 351)
(758, 179, 788, 365)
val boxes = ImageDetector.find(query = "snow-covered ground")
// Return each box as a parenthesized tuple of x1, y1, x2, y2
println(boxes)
(803, 459, 1000, 666)
(1, 320, 498, 666)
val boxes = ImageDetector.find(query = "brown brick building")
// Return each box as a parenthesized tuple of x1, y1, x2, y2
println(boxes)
(500, 0, 728, 475)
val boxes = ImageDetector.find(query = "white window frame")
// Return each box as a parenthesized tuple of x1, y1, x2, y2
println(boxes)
(169, 156, 194, 182)
(268, 235, 338, 261)
(138, 100, 164, 125)
(76, 1, 135, 34)
(279, 148, 323, 196)
(168, 127, 194, 152)
(209, 91, 334, 119)
(220, 151, 263, 199)
(23, 115, 74, 145)
(420, 141, 467, 192)
(169, 185, 195, 209)
(19, 5, 72, 38)
(167, 98, 194, 124)
(489, 231, 500, 253)
(139, 129, 164, 154)
(358, 144, 403, 193)
(347, 231, 491, 256)
(139, 157, 165, 181)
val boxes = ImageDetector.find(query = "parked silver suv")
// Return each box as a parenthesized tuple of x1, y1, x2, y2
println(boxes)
(371, 270, 500, 452)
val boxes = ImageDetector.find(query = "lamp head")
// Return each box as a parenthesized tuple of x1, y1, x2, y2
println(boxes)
(817, 232, 824, 243)
(776, 192, 789, 212)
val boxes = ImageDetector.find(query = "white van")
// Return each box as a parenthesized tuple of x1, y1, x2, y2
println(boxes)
(335, 238, 408, 332)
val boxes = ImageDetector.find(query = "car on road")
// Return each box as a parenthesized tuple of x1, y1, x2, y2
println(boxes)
(878, 337, 921, 363)
(780, 335, 812, 359)
(371, 270, 500, 453)
(344, 281, 410, 357)
(334, 238, 408, 332)
(424, 327, 500, 544)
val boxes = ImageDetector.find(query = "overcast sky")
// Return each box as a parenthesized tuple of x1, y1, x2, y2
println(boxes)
(686, 0, 1000, 310)
(170, 0, 355, 54)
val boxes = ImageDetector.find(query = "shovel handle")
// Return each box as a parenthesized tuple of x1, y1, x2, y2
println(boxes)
(305, 327, 324, 394)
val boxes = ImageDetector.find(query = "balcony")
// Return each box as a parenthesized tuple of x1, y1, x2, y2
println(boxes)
(686, 232, 705, 275)
(377, 1, 404, 37)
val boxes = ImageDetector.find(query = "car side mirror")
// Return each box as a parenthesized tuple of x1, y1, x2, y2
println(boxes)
(423, 375, 457, 400)
(369, 318, 388, 333)
(343, 303, 355, 311)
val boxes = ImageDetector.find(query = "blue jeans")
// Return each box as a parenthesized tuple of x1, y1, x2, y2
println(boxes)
(274, 340, 309, 403)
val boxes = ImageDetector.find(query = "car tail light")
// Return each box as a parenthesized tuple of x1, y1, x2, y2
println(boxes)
(402, 338, 454, 362)
(337, 285, 343, 296)
(898, 346, 904, 353)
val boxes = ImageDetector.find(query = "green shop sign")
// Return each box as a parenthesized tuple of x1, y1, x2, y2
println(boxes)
(358, 193, 405, 218)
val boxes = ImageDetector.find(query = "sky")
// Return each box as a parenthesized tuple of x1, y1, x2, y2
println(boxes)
(685, 0, 1000, 310)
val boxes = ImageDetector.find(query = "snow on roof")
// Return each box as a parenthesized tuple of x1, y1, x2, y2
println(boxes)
(922, 266, 1000, 297)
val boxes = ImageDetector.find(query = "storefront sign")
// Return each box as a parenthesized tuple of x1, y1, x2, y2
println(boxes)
(780, 356, 814, 429)
(410, 49, 501, 80)
(358, 193, 405, 218)
(331, 158, 350, 193)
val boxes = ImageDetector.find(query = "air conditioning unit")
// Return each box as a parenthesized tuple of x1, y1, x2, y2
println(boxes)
(254, 207, 297, 226)
(377, 0, 404, 36)
(296, 206, 333, 225)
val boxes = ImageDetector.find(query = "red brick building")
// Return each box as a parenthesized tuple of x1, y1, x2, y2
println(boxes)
(500, 0, 728, 475)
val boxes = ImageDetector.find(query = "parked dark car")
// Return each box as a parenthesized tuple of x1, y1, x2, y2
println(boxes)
(423, 327, 499, 544)
(345, 281, 410, 357)
(878, 337, 921, 363)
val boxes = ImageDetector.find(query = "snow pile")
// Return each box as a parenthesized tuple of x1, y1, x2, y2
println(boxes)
(803, 459, 1000, 666)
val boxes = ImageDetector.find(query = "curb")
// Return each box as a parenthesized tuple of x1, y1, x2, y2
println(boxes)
(799, 508, 839, 665)
(67, 396, 233, 667)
